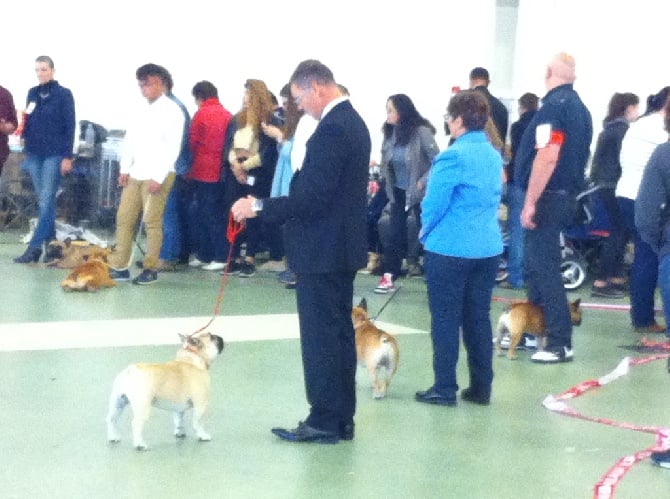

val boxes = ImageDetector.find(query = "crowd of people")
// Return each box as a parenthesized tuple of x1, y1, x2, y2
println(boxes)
(4, 53, 670, 464)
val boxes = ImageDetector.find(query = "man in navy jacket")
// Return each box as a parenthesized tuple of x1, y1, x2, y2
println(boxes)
(232, 59, 371, 443)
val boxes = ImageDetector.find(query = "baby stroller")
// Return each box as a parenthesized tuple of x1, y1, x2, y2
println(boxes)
(559, 184, 611, 290)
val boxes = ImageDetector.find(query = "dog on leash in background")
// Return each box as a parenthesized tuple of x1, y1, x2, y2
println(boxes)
(352, 298, 399, 399)
(60, 251, 116, 292)
(495, 298, 582, 360)
(106, 332, 225, 450)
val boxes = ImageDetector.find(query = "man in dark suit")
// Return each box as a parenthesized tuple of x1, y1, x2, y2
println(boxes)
(231, 60, 371, 444)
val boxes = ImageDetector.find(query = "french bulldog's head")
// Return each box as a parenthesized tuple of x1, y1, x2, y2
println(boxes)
(180, 332, 225, 363)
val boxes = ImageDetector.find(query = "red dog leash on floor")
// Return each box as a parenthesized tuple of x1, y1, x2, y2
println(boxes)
(191, 213, 245, 336)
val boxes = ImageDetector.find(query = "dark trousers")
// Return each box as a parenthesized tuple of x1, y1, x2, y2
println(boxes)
(295, 271, 357, 432)
(619, 197, 659, 327)
(424, 251, 498, 399)
(194, 180, 229, 263)
(385, 187, 421, 276)
(524, 192, 575, 349)
(597, 188, 627, 280)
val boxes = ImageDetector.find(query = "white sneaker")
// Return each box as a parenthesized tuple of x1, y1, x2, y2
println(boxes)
(188, 257, 207, 268)
(524, 336, 538, 349)
(531, 347, 573, 363)
(374, 273, 395, 294)
(202, 261, 226, 271)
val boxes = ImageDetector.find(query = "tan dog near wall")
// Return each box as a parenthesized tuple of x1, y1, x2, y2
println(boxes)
(60, 251, 116, 292)
(495, 298, 582, 360)
(106, 332, 225, 451)
(352, 298, 399, 399)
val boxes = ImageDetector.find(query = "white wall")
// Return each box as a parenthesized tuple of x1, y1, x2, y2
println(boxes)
(2, 0, 496, 156)
(513, 0, 670, 131)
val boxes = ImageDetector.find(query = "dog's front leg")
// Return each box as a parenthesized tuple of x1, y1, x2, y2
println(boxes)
(192, 403, 211, 442)
(174, 411, 186, 439)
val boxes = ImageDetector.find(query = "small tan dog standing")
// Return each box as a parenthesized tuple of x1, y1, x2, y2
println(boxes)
(495, 298, 582, 360)
(60, 251, 116, 292)
(106, 332, 225, 450)
(351, 298, 399, 399)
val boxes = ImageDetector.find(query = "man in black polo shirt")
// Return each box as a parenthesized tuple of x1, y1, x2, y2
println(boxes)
(514, 52, 593, 363)
(469, 67, 509, 144)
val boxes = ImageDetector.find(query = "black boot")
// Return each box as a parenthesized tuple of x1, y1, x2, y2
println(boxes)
(13, 246, 42, 264)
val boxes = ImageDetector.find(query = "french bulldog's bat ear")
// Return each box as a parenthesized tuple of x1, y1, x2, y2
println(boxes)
(358, 298, 367, 311)
(573, 298, 581, 306)
(179, 333, 188, 345)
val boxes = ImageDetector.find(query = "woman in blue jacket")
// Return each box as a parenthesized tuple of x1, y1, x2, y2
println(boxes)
(416, 90, 503, 407)
(15, 55, 75, 263)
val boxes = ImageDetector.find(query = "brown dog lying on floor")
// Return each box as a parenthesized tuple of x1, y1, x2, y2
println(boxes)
(494, 298, 582, 359)
(352, 298, 399, 399)
(106, 332, 225, 451)
(45, 238, 111, 269)
(60, 251, 116, 292)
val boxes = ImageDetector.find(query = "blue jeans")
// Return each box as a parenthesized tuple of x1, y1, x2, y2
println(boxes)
(524, 192, 575, 349)
(384, 187, 421, 276)
(424, 251, 498, 399)
(22, 154, 62, 249)
(619, 197, 658, 327)
(658, 255, 670, 336)
(193, 180, 229, 263)
(506, 183, 525, 288)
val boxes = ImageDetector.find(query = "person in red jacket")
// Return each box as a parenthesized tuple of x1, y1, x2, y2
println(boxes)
(186, 81, 233, 270)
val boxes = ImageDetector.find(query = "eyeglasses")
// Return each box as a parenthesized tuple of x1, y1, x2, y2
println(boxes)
(443, 113, 452, 122)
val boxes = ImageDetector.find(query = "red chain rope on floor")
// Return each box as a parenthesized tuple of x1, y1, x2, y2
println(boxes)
(540, 352, 670, 498)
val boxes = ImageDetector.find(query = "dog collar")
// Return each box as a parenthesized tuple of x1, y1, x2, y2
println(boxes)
(184, 345, 211, 369)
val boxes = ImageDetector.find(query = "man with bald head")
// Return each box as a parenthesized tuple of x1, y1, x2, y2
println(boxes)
(514, 52, 593, 363)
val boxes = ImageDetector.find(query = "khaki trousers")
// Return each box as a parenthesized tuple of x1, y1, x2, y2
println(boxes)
(108, 173, 175, 270)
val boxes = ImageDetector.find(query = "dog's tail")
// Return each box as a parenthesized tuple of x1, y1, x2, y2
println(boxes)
(379, 334, 399, 376)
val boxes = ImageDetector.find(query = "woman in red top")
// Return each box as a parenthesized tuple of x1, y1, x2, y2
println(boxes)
(186, 81, 233, 270)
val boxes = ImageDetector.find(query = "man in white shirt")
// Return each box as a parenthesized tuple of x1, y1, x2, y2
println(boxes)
(108, 64, 185, 285)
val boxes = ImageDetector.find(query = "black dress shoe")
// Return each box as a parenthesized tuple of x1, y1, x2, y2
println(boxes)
(415, 387, 456, 406)
(460, 387, 490, 405)
(13, 246, 42, 264)
(271, 421, 339, 444)
(339, 422, 354, 441)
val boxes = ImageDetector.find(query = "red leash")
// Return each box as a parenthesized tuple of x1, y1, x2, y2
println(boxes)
(191, 213, 244, 335)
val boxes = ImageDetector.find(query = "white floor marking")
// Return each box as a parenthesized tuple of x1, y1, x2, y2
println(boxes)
(0, 315, 426, 352)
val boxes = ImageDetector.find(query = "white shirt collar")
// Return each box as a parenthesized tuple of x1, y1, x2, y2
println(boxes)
(320, 96, 348, 120)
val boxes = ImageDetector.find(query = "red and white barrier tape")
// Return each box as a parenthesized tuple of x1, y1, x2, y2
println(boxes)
(541, 353, 670, 498)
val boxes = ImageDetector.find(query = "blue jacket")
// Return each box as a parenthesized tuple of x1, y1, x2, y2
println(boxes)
(420, 130, 503, 258)
(23, 80, 75, 158)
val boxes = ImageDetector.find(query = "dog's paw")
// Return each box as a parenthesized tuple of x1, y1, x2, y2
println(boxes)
(134, 444, 148, 451)
(197, 433, 212, 442)
(174, 432, 187, 439)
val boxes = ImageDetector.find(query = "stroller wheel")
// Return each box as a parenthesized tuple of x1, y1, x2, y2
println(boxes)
(561, 258, 587, 290)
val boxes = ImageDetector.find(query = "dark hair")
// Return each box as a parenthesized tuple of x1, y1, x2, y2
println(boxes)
(469, 67, 490, 83)
(382, 94, 436, 146)
(664, 98, 670, 133)
(644, 86, 670, 116)
(289, 59, 335, 89)
(518, 92, 539, 112)
(447, 90, 490, 131)
(603, 92, 639, 125)
(35, 55, 55, 69)
(136, 63, 173, 91)
(279, 83, 291, 100)
(192, 81, 218, 101)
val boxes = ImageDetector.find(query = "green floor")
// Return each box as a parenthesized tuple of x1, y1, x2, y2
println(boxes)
(1, 228, 669, 499)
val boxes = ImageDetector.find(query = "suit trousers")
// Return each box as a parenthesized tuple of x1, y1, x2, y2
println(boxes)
(295, 271, 357, 433)
(108, 173, 175, 270)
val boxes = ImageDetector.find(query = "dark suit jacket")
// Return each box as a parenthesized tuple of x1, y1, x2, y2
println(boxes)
(261, 99, 371, 274)
(473, 85, 509, 144)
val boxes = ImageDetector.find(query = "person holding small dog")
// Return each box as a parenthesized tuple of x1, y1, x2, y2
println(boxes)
(232, 60, 371, 443)
(415, 90, 503, 407)
(515, 53, 593, 363)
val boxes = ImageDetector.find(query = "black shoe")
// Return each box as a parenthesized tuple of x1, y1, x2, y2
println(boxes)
(238, 261, 256, 278)
(221, 260, 242, 276)
(271, 421, 339, 444)
(339, 422, 354, 441)
(461, 387, 490, 405)
(591, 283, 624, 298)
(132, 269, 157, 285)
(13, 247, 42, 264)
(415, 387, 456, 406)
